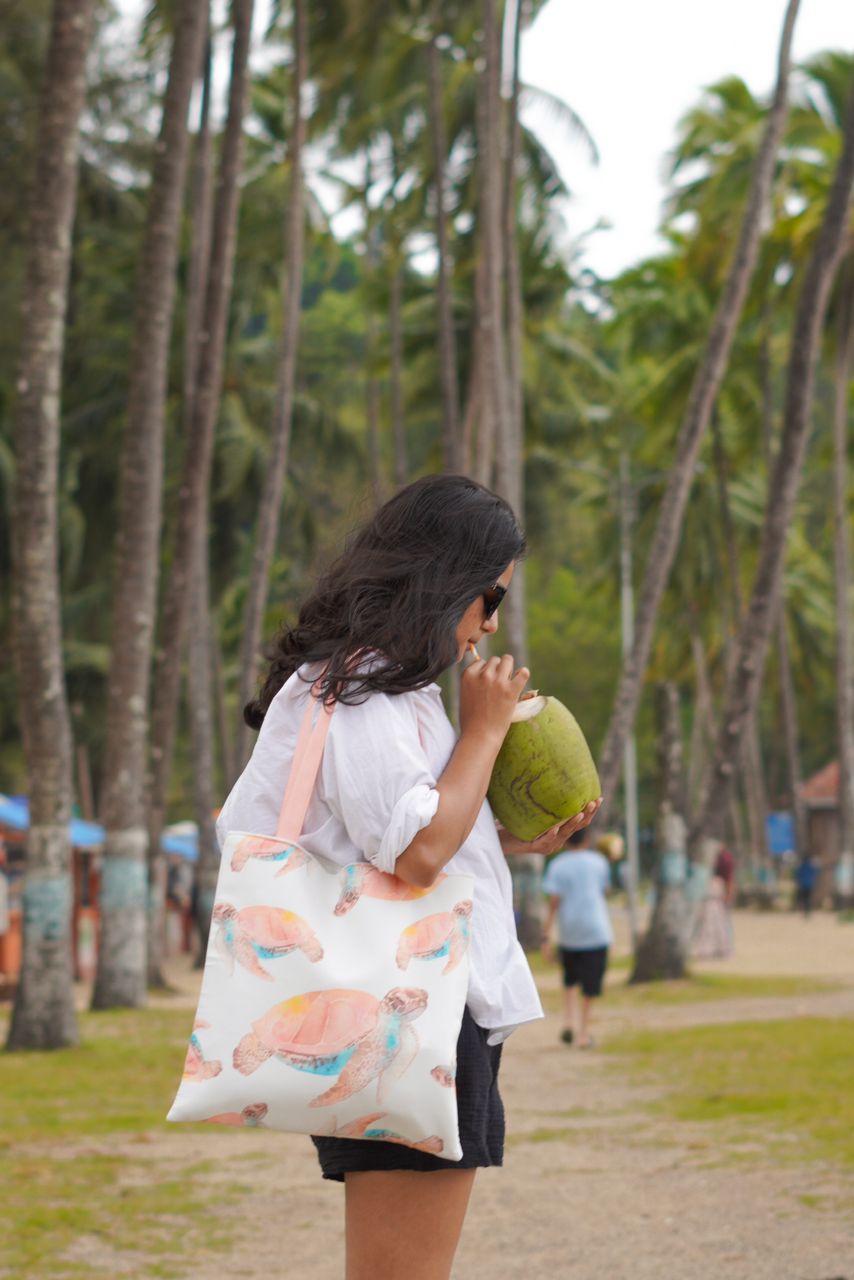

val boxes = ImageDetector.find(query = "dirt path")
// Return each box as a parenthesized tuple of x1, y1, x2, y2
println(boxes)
(75, 912, 854, 1278)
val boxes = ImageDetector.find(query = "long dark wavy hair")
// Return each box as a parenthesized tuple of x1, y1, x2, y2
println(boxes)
(244, 474, 525, 725)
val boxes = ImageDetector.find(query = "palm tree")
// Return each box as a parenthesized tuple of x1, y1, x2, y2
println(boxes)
(7, 0, 96, 1050)
(492, 0, 528, 664)
(182, 25, 214, 428)
(187, 516, 220, 962)
(91, 0, 209, 1009)
(831, 267, 854, 886)
(631, 682, 690, 981)
(145, 0, 256, 980)
(234, 0, 310, 771)
(710, 411, 771, 868)
(478, 0, 510, 500)
(596, 0, 802, 827)
(184, 30, 219, 960)
(691, 65, 854, 870)
(426, 20, 460, 470)
(387, 148, 408, 488)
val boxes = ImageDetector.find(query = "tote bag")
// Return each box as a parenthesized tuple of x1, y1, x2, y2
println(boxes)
(168, 688, 474, 1161)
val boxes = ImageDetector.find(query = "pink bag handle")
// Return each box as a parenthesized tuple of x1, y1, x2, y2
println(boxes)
(276, 687, 335, 842)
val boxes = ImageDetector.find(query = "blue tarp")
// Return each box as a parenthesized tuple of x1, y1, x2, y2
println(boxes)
(766, 811, 795, 857)
(161, 832, 199, 863)
(0, 795, 198, 861)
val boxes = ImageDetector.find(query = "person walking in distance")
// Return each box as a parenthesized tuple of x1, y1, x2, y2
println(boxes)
(542, 827, 613, 1048)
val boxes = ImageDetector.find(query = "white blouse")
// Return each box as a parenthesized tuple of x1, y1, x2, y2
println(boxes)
(216, 664, 543, 1044)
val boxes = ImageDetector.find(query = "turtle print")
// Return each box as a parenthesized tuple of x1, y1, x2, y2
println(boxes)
(232, 985, 428, 1108)
(334, 863, 444, 915)
(396, 900, 473, 975)
(182, 1019, 222, 1081)
(326, 1110, 444, 1154)
(213, 902, 323, 980)
(204, 1102, 268, 1127)
(230, 834, 308, 878)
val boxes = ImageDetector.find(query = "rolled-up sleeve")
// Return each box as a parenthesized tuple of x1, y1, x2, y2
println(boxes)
(320, 692, 440, 874)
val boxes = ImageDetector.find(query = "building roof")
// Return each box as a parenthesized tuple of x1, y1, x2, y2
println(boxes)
(800, 761, 839, 805)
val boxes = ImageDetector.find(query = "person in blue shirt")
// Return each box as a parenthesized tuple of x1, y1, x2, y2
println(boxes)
(542, 828, 613, 1048)
(794, 854, 819, 917)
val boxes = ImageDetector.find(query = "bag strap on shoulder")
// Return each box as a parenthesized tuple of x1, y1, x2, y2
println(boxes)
(276, 684, 334, 843)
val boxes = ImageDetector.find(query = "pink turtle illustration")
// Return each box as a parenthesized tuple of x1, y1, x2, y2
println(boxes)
(334, 863, 445, 915)
(396, 900, 473, 975)
(430, 1064, 456, 1089)
(182, 1019, 222, 1081)
(232, 985, 428, 1108)
(325, 1111, 444, 1155)
(204, 1103, 268, 1127)
(213, 902, 323, 980)
(230, 834, 308, 878)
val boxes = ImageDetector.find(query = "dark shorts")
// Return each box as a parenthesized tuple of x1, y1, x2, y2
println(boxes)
(560, 946, 609, 997)
(312, 1007, 504, 1181)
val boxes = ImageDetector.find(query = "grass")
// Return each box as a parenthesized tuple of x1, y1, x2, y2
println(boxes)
(536, 969, 840, 1014)
(605, 1016, 854, 1171)
(526, 948, 632, 976)
(2, 977, 852, 1273)
(604, 972, 842, 1006)
(0, 1007, 249, 1279)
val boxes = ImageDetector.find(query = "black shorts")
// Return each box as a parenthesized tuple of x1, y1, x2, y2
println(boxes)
(312, 1007, 504, 1181)
(560, 946, 608, 997)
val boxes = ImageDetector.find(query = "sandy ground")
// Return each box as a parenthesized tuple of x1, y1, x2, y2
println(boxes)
(69, 909, 854, 1279)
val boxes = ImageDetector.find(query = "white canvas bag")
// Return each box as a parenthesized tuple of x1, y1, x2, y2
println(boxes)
(168, 687, 473, 1161)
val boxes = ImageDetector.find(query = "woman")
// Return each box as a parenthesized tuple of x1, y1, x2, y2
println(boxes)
(218, 474, 600, 1280)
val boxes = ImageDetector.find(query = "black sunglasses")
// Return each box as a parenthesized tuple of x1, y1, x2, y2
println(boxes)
(482, 583, 507, 620)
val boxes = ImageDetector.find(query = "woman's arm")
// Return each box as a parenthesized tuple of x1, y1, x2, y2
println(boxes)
(394, 654, 527, 887)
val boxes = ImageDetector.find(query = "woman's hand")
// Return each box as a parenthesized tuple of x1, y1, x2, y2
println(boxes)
(459, 653, 529, 745)
(498, 797, 603, 856)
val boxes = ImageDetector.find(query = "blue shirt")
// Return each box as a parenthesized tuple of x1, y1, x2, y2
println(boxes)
(543, 849, 613, 949)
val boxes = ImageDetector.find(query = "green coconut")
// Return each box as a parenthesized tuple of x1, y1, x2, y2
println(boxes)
(487, 694, 601, 842)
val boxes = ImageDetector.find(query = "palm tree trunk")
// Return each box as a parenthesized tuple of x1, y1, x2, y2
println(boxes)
(386, 133, 406, 489)
(631, 682, 689, 982)
(474, 2, 508, 490)
(686, 622, 715, 819)
(233, 0, 307, 773)
(182, 25, 214, 431)
(711, 411, 771, 869)
(595, 0, 801, 827)
(776, 603, 806, 854)
(832, 268, 854, 875)
(187, 519, 219, 965)
(211, 621, 234, 787)
(690, 66, 854, 868)
(365, 320, 384, 504)
(499, 0, 527, 665)
(184, 34, 219, 969)
(145, 0, 256, 975)
(468, 246, 489, 481)
(389, 251, 407, 487)
(92, 0, 209, 1010)
(362, 160, 384, 507)
(427, 28, 460, 471)
(481, 0, 512, 492)
(761, 290, 807, 858)
(6, 0, 95, 1051)
(460, 353, 482, 477)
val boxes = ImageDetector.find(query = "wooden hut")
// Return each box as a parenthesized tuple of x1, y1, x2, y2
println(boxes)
(800, 762, 854, 907)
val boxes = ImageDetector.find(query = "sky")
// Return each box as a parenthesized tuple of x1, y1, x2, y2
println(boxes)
(116, 0, 852, 279)
(521, 0, 853, 277)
